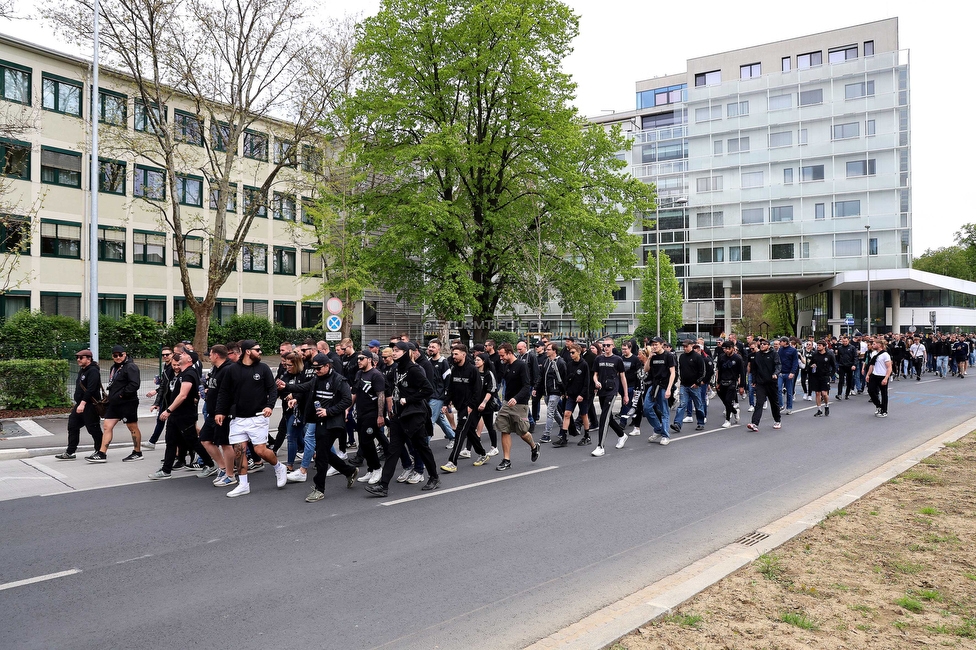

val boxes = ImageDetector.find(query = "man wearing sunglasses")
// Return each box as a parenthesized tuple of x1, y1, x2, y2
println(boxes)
(87, 345, 143, 463)
(56, 349, 103, 460)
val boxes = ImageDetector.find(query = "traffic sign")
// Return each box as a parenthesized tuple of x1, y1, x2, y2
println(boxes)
(908, 325, 917, 333)
(325, 332, 341, 341)
(845, 318, 854, 326)
(327, 297, 343, 315)
(326, 315, 342, 332)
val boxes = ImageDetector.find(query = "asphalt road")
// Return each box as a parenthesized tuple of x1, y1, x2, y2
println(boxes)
(1, 375, 973, 650)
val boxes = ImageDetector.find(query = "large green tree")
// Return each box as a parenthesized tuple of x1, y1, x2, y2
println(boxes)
(912, 245, 972, 281)
(348, 0, 654, 342)
(638, 252, 682, 341)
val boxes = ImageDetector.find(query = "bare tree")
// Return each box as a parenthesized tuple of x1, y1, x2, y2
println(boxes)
(0, 84, 41, 297)
(45, 0, 356, 348)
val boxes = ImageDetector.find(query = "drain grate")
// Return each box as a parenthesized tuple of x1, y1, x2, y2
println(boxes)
(735, 531, 770, 547)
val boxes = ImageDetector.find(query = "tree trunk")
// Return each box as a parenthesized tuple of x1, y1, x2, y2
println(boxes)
(190, 299, 214, 352)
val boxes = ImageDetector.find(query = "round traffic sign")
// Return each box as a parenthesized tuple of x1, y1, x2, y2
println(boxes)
(326, 315, 342, 332)
(327, 297, 343, 315)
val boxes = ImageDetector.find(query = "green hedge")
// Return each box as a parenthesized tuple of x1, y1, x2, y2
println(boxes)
(0, 359, 72, 409)
(0, 311, 87, 359)
(486, 330, 520, 346)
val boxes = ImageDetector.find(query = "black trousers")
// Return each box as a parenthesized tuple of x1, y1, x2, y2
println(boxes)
(356, 412, 388, 472)
(312, 425, 355, 491)
(162, 418, 211, 473)
(66, 404, 101, 454)
(751, 382, 781, 425)
(596, 394, 624, 447)
(380, 413, 437, 488)
(868, 375, 888, 414)
(448, 408, 486, 464)
(719, 383, 738, 421)
(837, 367, 855, 397)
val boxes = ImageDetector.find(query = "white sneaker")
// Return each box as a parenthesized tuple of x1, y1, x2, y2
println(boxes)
(748, 405, 755, 412)
(396, 468, 413, 483)
(274, 463, 287, 488)
(647, 434, 663, 443)
(722, 420, 731, 428)
(407, 470, 424, 484)
(295, 452, 303, 461)
(446, 440, 455, 449)
(459, 449, 471, 459)
(227, 483, 250, 498)
(368, 470, 382, 485)
(763, 402, 768, 409)
(326, 466, 340, 477)
(591, 446, 605, 457)
(487, 447, 499, 457)
(615, 433, 628, 449)
(659, 437, 671, 446)
(357, 470, 372, 483)
(337, 450, 348, 460)
(286, 470, 306, 483)
(682, 416, 693, 423)
(703, 418, 707, 423)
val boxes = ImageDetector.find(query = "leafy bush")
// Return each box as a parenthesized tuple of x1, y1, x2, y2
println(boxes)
(0, 359, 72, 409)
(487, 330, 519, 346)
(165, 309, 199, 345)
(98, 314, 164, 357)
(0, 311, 87, 360)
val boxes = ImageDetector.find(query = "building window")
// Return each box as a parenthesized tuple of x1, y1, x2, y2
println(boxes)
(834, 239, 862, 257)
(241, 243, 267, 272)
(1, 61, 31, 104)
(799, 88, 823, 106)
(866, 119, 876, 136)
(815, 203, 825, 219)
(133, 231, 166, 264)
(99, 89, 126, 126)
(40, 292, 81, 320)
(696, 176, 722, 193)
(770, 206, 794, 222)
(211, 121, 232, 152)
(611, 286, 627, 301)
(176, 175, 204, 207)
(174, 236, 204, 268)
(846, 159, 876, 177)
(0, 138, 31, 180)
(828, 45, 858, 63)
(864, 41, 875, 57)
(273, 246, 296, 275)
(781, 56, 791, 72)
(99, 159, 126, 195)
(832, 200, 861, 217)
(274, 139, 296, 166)
(99, 294, 126, 319)
(694, 105, 721, 122)
(740, 63, 761, 79)
(845, 81, 875, 99)
(42, 74, 82, 116)
(783, 168, 793, 185)
(97, 225, 125, 262)
(40, 147, 82, 188)
(301, 249, 323, 274)
(274, 302, 297, 328)
(697, 247, 723, 263)
(0, 216, 28, 254)
(800, 165, 824, 182)
(696, 211, 723, 228)
(134, 165, 165, 200)
(713, 140, 723, 155)
(243, 130, 268, 160)
(797, 51, 822, 69)
(769, 131, 792, 148)
(728, 137, 750, 153)
(770, 243, 794, 260)
(134, 100, 166, 134)
(243, 186, 267, 218)
(242, 300, 268, 318)
(134, 296, 166, 323)
(302, 145, 321, 174)
(174, 110, 203, 146)
(798, 128, 808, 145)
(869, 238, 878, 256)
(301, 197, 316, 224)
(0, 291, 30, 318)
(272, 192, 296, 221)
(40, 220, 81, 258)
(209, 182, 237, 213)
(730, 245, 751, 262)
(740, 171, 763, 188)
(727, 101, 749, 117)
(694, 70, 721, 87)
(741, 208, 764, 225)
(768, 94, 791, 111)
(832, 122, 860, 140)
(302, 302, 323, 328)
(801, 242, 810, 259)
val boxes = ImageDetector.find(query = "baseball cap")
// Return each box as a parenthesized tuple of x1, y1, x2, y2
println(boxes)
(394, 341, 412, 352)
(111, 344, 126, 354)
(368, 339, 381, 348)
(651, 336, 665, 344)
(310, 353, 331, 368)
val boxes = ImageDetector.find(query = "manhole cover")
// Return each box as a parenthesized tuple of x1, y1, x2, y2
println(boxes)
(735, 531, 770, 547)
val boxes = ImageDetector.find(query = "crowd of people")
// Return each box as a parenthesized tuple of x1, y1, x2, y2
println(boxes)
(53, 328, 973, 500)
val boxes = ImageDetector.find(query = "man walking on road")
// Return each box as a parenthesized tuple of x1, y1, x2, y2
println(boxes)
(867, 339, 893, 417)
(56, 349, 102, 460)
(494, 343, 541, 469)
(746, 339, 782, 432)
(87, 345, 142, 463)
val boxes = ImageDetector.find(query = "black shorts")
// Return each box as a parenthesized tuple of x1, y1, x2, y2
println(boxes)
(104, 401, 138, 423)
(809, 377, 830, 393)
(564, 395, 589, 415)
(199, 418, 230, 446)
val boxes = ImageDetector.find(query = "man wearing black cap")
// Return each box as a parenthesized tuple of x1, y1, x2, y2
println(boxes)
(746, 339, 782, 431)
(56, 349, 102, 460)
(87, 345, 143, 463)
(366, 341, 439, 496)
(214, 340, 285, 496)
(670, 340, 706, 435)
(715, 341, 747, 428)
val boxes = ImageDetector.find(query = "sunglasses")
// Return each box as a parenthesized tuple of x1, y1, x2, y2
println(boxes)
(162, 352, 172, 357)
(250, 348, 262, 353)
(357, 356, 367, 361)
(75, 355, 90, 360)
(112, 353, 125, 358)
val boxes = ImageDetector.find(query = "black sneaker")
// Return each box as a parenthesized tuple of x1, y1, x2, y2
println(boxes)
(85, 451, 107, 463)
(539, 434, 551, 443)
(421, 478, 440, 491)
(531, 444, 541, 463)
(577, 436, 591, 446)
(122, 451, 144, 462)
(824, 406, 830, 417)
(347, 441, 358, 449)
(347, 468, 358, 488)
(695, 424, 705, 431)
(669, 423, 681, 434)
(496, 459, 512, 472)
(813, 410, 823, 417)
(172, 460, 186, 470)
(55, 452, 76, 460)
(551, 436, 568, 448)
(365, 484, 388, 497)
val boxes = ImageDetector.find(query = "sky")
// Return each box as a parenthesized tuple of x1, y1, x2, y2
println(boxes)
(2, 0, 971, 254)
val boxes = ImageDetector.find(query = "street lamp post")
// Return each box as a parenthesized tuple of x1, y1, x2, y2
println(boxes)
(865, 225, 871, 336)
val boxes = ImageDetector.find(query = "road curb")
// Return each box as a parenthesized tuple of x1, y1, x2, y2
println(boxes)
(525, 413, 976, 650)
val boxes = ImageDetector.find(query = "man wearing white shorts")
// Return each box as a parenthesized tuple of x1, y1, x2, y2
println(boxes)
(214, 339, 286, 497)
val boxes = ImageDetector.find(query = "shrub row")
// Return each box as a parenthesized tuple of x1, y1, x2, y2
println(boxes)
(0, 359, 72, 409)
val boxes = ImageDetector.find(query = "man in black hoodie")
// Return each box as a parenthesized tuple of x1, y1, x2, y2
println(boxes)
(56, 349, 102, 460)
(746, 339, 782, 431)
(87, 344, 142, 463)
(670, 340, 706, 434)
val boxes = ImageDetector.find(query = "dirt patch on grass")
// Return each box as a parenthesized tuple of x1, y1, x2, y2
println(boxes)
(613, 433, 976, 650)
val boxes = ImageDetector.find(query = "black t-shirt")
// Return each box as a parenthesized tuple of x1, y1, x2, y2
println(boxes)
(620, 353, 640, 388)
(353, 367, 386, 416)
(169, 366, 200, 422)
(647, 352, 675, 387)
(594, 354, 625, 396)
